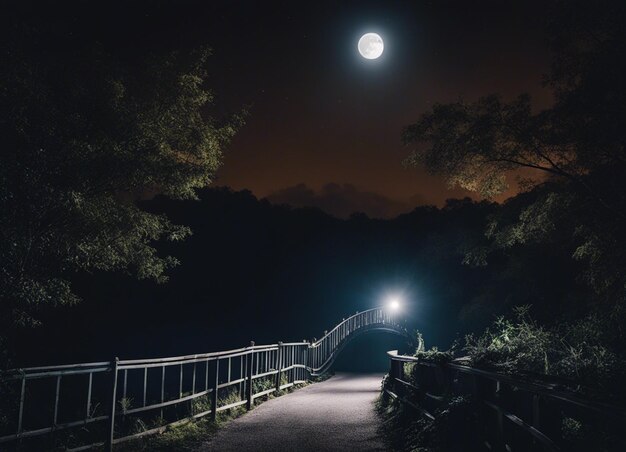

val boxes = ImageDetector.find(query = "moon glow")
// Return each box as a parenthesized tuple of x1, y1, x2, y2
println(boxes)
(358, 33, 384, 59)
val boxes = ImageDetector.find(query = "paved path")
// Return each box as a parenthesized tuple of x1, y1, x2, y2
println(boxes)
(199, 373, 387, 451)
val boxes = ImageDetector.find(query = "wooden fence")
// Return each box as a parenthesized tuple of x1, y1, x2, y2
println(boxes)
(384, 350, 626, 451)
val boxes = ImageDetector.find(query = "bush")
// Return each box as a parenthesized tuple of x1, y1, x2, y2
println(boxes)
(415, 347, 455, 365)
(464, 305, 553, 375)
(463, 305, 626, 394)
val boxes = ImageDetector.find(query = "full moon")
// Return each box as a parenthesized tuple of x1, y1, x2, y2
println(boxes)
(358, 33, 384, 59)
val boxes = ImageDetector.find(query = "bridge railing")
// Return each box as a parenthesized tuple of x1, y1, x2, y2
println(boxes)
(384, 350, 626, 452)
(0, 306, 405, 451)
(0, 342, 309, 451)
(308, 307, 403, 375)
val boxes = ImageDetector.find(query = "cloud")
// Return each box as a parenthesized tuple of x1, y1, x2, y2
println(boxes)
(265, 183, 418, 219)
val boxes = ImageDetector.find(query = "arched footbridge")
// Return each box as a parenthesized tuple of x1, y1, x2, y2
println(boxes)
(1, 306, 413, 450)
(309, 307, 412, 375)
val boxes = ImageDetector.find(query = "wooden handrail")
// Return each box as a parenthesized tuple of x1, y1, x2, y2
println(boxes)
(385, 351, 626, 451)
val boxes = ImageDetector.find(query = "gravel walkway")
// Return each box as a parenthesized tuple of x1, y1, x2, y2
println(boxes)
(199, 373, 387, 451)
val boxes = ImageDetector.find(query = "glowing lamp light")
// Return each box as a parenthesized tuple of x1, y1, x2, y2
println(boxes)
(387, 297, 401, 312)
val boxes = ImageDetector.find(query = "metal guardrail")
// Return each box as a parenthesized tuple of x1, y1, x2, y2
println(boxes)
(384, 350, 626, 452)
(308, 307, 410, 375)
(0, 307, 407, 450)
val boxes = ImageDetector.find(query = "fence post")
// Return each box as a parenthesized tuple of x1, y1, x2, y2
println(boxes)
(397, 360, 405, 395)
(494, 380, 506, 450)
(303, 341, 309, 381)
(389, 356, 400, 393)
(275, 342, 283, 393)
(106, 357, 119, 452)
(240, 355, 246, 400)
(246, 341, 254, 410)
(211, 358, 219, 421)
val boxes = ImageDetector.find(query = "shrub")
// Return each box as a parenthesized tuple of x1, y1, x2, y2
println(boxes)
(463, 305, 626, 394)
(464, 305, 553, 375)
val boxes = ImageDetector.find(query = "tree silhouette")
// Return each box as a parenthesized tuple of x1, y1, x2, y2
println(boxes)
(0, 15, 243, 341)
(402, 0, 626, 320)
(403, 1, 626, 211)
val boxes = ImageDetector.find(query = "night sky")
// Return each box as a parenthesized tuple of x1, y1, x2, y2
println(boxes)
(200, 0, 554, 217)
(20, 0, 555, 218)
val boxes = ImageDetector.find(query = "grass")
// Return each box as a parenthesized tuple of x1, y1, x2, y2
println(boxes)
(117, 417, 220, 452)
(115, 375, 313, 452)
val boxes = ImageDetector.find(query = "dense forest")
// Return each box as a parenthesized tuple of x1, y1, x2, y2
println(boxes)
(5, 186, 606, 373)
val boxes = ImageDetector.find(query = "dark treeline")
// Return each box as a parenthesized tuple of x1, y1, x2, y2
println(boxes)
(8, 186, 594, 372)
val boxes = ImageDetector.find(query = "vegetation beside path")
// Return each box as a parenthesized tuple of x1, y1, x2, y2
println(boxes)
(117, 375, 331, 451)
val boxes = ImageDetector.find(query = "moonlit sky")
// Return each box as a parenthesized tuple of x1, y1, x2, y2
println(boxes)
(42, 0, 553, 218)
(207, 0, 553, 217)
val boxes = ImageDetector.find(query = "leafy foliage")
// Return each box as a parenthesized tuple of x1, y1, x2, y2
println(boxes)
(403, 0, 626, 359)
(464, 305, 553, 375)
(0, 16, 243, 340)
(403, 0, 626, 203)
(403, 94, 542, 198)
(464, 305, 626, 393)
(412, 332, 455, 365)
(387, 1, 626, 448)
